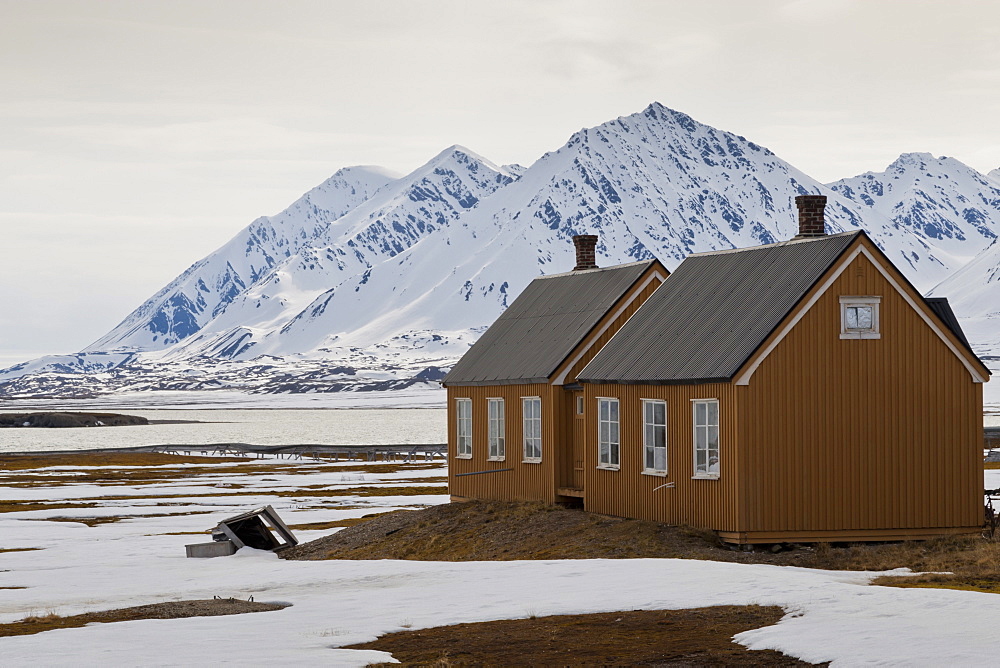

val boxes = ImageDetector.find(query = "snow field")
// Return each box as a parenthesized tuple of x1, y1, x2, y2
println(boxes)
(2, 462, 1000, 665)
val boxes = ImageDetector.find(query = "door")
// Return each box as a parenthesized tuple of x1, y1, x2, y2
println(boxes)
(571, 390, 585, 489)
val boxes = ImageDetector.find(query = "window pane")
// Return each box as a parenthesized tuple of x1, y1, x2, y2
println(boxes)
(696, 427, 707, 450)
(609, 400, 618, 422)
(708, 401, 718, 426)
(696, 402, 707, 426)
(846, 306, 858, 329)
(708, 426, 719, 449)
(695, 449, 707, 471)
(654, 401, 665, 424)
(655, 424, 666, 449)
(600, 400, 608, 421)
(611, 444, 619, 466)
(610, 421, 619, 444)
(857, 306, 872, 329)
(654, 448, 666, 471)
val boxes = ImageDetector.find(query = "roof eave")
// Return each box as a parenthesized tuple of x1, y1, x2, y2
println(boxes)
(443, 377, 551, 388)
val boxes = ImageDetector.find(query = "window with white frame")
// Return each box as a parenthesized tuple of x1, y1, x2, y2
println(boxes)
(597, 398, 620, 469)
(488, 398, 505, 460)
(455, 398, 472, 458)
(576, 396, 584, 415)
(642, 399, 667, 474)
(522, 397, 542, 462)
(693, 399, 719, 478)
(840, 296, 881, 339)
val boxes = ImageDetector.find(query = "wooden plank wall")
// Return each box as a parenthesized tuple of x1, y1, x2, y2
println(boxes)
(447, 384, 558, 503)
(580, 382, 740, 531)
(739, 248, 983, 535)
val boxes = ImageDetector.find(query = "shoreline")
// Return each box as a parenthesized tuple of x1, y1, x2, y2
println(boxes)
(0, 442, 447, 458)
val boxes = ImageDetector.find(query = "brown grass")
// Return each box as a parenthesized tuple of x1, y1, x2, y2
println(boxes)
(0, 547, 42, 553)
(20, 510, 215, 527)
(0, 456, 443, 492)
(282, 500, 1000, 591)
(0, 452, 246, 471)
(288, 512, 394, 531)
(0, 599, 289, 638)
(869, 573, 1000, 593)
(0, 501, 97, 514)
(346, 605, 820, 666)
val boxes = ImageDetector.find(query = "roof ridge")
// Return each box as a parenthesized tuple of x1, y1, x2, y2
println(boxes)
(535, 259, 656, 280)
(686, 230, 861, 259)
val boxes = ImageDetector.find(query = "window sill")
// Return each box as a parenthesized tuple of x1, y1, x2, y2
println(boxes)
(692, 473, 720, 480)
(522, 458, 542, 464)
(487, 456, 506, 462)
(840, 332, 880, 339)
(597, 464, 620, 471)
(642, 470, 668, 477)
(455, 453, 472, 460)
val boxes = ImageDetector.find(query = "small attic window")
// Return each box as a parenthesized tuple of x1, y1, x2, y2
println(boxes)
(840, 296, 881, 339)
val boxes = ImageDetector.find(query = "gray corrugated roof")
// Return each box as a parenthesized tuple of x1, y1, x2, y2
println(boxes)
(443, 260, 658, 386)
(579, 232, 861, 384)
(924, 297, 974, 351)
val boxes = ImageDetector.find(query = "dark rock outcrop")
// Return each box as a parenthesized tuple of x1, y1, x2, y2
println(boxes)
(0, 412, 149, 428)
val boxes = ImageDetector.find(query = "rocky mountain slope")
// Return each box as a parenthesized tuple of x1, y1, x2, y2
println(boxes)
(3, 104, 999, 401)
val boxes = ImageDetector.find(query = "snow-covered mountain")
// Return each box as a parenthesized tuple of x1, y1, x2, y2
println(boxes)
(196, 103, 974, 360)
(927, 238, 1000, 364)
(86, 165, 400, 352)
(931, 238, 1000, 319)
(3, 103, 999, 400)
(829, 152, 1000, 270)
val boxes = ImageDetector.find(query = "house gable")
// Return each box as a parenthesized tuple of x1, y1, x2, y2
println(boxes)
(734, 236, 989, 386)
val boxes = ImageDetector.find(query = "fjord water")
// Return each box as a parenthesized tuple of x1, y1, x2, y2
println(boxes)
(0, 408, 446, 454)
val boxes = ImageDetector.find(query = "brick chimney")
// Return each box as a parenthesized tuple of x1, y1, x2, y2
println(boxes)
(573, 234, 599, 270)
(794, 195, 827, 238)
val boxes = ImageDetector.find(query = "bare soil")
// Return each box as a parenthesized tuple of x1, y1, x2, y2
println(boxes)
(280, 500, 1000, 580)
(280, 500, 809, 565)
(0, 599, 289, 638)
(346, 605, 821, 666)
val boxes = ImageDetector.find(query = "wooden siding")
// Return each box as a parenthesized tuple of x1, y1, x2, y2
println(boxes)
(447, 384, 559, 503)
(447, 263, 665, 505)
(580, 382, 740, 531)
(737, 239, 983, 539)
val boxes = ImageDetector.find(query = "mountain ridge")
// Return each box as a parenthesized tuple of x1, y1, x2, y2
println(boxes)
(3, 103, 998, 400)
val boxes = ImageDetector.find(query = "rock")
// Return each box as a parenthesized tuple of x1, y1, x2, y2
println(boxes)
(0, 412, 149, 428)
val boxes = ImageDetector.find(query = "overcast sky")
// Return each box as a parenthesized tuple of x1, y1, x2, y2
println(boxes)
(2, 0, 999, 364)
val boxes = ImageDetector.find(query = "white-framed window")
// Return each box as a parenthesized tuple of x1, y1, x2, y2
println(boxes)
(597, 397, 620, 469)
(488, 398, 505, 461)
(840, 296, 881, 339)
(522, 397, 542, 463)
(576, 396, 584, 415)
(455, 398, 472, 459)
(642, 399, 667, 474)
(692, 399, 719, 479)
